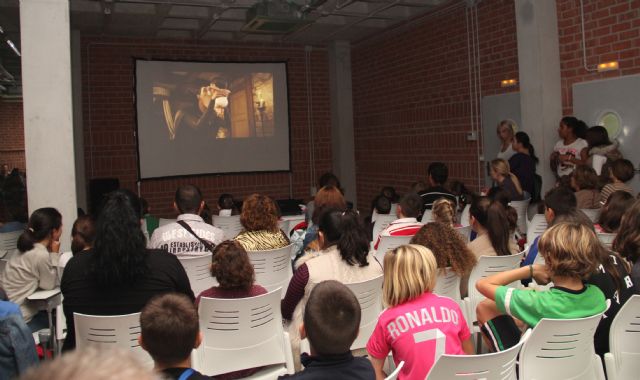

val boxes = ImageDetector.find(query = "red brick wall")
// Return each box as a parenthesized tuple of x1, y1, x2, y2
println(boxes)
(558, 0, 640, 114)
(81, 37, 331, 217)
(0, 100, 26, 171)
(351, 1, 519, 208)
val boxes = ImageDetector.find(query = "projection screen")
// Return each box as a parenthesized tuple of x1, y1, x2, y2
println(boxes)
(135, 60, 291, 179)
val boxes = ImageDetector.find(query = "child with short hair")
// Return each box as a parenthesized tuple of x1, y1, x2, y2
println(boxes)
(278, 280, 374, 379)
(367, 244, 473, 379)
(599, 159, 635, 205)
(139, 293, 211, 380)
(476, 222, 607, 351)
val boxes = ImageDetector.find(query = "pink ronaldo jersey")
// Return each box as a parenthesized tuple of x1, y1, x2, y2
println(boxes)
(366, 292, 470, 379)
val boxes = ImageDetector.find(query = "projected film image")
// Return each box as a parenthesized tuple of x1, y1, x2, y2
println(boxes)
(153, 71, 275, 140)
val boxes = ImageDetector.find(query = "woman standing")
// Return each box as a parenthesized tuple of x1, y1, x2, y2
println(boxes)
(496, 120, 516, 161)
(509, 131, 538, 198)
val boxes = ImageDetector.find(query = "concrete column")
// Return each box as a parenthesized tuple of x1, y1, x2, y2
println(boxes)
(20, 0, 76, 251)
(328, 41, 357, 207)
(515, 0, 563, 193)
(71, 30, 87, 212)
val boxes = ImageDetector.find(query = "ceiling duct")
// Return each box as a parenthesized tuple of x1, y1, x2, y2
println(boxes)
(243, 0, 312, 34)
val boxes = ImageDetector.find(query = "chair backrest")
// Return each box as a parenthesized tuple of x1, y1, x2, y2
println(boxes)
(372, 214, 398, 244)
(460, 204, 471, 226)
(0, 230, 21, 260)
(197, 289, 293, 376)
(597, 232, 616, 249)
(73, 312, 152, 366)
(375, 235, 412, 267)
(455, 225, 472, 243)
(178, 254, 217, 296)
(509, 198, 530, 235)
(247, 245, 293, 298)
(519, 313, 604, 380)
(212, 215, 243, 240)
(607, 295, 640, 379)
(581, 208, 601, 223)
(426, 330, 530, 380)
(526, 214, 547, 242)
(433, 267, 462, 303)
(421, 209, 433, 223)
(344, 275, 384, 350)
(384, 361, 404, 380)
(158, 218, 175, 227)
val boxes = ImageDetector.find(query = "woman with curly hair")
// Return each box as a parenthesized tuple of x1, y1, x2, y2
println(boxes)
(613, 199, 640, 292)
(411, 222, 477, 297)
(234, 194, 289, 251)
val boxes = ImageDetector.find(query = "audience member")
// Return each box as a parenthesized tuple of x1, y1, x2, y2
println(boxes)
(299, 186, 346, 254)
(0, 207, 61, 331)
(489, 159, 523, 201)
(418, 162, 457, 210)
(509, 131, 538, 198)
(613, 199, 640, 292)
(61, 189, 194, 351)
(234, 194, 290, 251)
(278, 281, 375, 380)
(449, 180, 473, 212)
(485, 188, 518, 234)
(599, 159, 635, 205)
(583, 125, 622, 182)
(0, 313, 38, 378)
(409, 181, 427, 194)
(304, 172, 342, 224)
(431, 198, 458, 226)
(58, 215, 96, 272)
(550, 116, 588, 180)
(0, 203, 27, 233)
(140, 293, 210, 380)
(150, 185, 224, 256)
(411, 222, 477, 296)
(597, 190, 635, 233)
(571, 165, 600, 209)
(373, 193, 423, 249)
(496, 120, 516, 161)
(467, 197, 518, 259)
(476, 222, 607, 351)
(140, 197, 160, 239)
(218, 193, 239, 216)
(282, 210, 382, 370)
(367, 244, 472, 379)
(365, 194, 391, 242)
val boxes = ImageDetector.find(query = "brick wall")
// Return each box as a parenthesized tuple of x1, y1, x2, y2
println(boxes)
(81, 36, 331, 217)
(351, 1, 519, 208)
(0, 100, 26, 171)
(558, 0, 640, 113)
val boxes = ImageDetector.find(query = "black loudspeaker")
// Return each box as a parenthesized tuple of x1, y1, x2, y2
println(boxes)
(89, 178, 120, 215)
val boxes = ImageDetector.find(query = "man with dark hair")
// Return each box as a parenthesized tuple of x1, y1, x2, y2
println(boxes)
(278, 280, 374, 379)
(373, 193, 423, 249)
(418, 162, 458, 210)
(149, 184, 223, 256)
(139, 293, 209, 380)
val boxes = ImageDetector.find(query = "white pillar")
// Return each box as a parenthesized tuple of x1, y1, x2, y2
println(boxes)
(71, 30, 87, 212)
(20, 0, 77, 251)
(328, 41, 357, 208)
(515, 0, 563, 193)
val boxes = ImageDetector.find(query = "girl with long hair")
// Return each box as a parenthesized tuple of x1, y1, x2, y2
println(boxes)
(467, 196, 519, 259)
(509, 131, 538, 198)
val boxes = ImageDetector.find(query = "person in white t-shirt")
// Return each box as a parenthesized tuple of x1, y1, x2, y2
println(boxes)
(496, 120, 516, 161)
(550, 116, 588, 179)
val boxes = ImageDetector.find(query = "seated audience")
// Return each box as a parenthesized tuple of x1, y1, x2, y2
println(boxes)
(367, 244, 472, 379)
(613, 199, 640, 293)
(0, 313, 38, 378)
(282, 210, 382, 370)
(570, 165, 600, 209)
(140, 198, 159, 239)
(0, 207, 61, 331)
(418, 162, 457, 210)
(150, 184, 224, 256)
(61, 190, 194, 351)
(597, 190, 635, 233)
(278, 281, 375, 379)
(365, 195, 391, 241)
(410, 181, 427, 194)
(486, 188, 518, 234)
(381, 186, 400, 203)
(373, 193, 423, 249)
(218, 193, 239, 216)
(467, 197, 518, 259)
(234, 194, 290, 251)
(583, 125, 622, 183)
(599, 159, 635, 205)
(305, 172, 342, 224)
(476, 222, 607, 351)
(58, 215, 96, 270)
(299, 186, 347, 255)
(489, 158, 523, 201)
(449, 180, 472, 212)
(509, 131, 538, 198)
(431, 198, 459, 227)
(411, 222, 477, 297)
(140, 293, 210, 380)
(0, 286, 20, 317)
(0, 203, 27, 233)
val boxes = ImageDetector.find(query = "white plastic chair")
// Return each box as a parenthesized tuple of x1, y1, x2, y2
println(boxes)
(212, 215, 243, 240)
(384, 360, 404, 380)
(597, 232, 616, 249)
(178, 254, 218, 296)
(460, 204, 471, 226)
(196, 289, 294, 378)
(509, 198, 530, 235)
(0, 230, 21, 260)
(433, 267, 462, 304)
(74, 312, 152, 367)
(375, 235, 412, 267)
(345, 275, 384, 350)
(455, 225, 472, 243)
(421, 209, 433, 223)
(371, 214, 398, 245)
(604, 295, 640, 380)
(581, 208, 601, 223)
(247, 245, 293, 298)
(519, 313, 605, 380)
(426, 329, 531, 380)
(526, 214, 547, 242)
(158, 218, 175, 227)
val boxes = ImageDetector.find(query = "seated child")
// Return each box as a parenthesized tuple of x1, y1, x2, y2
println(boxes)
(476, 222, 607, 351)
(218, 193, 239, 216)
(140, 293, 212, 380)
(596, 190, 635, 233)
(367, 244, 473, 379)
(599, 159, 635, 205)
(278, 280, 375, 379)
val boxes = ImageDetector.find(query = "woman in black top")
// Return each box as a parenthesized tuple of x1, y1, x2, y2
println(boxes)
(61, 190, 193, 351)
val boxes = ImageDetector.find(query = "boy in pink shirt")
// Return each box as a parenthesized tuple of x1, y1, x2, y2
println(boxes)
(366, 244, 473, 379)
